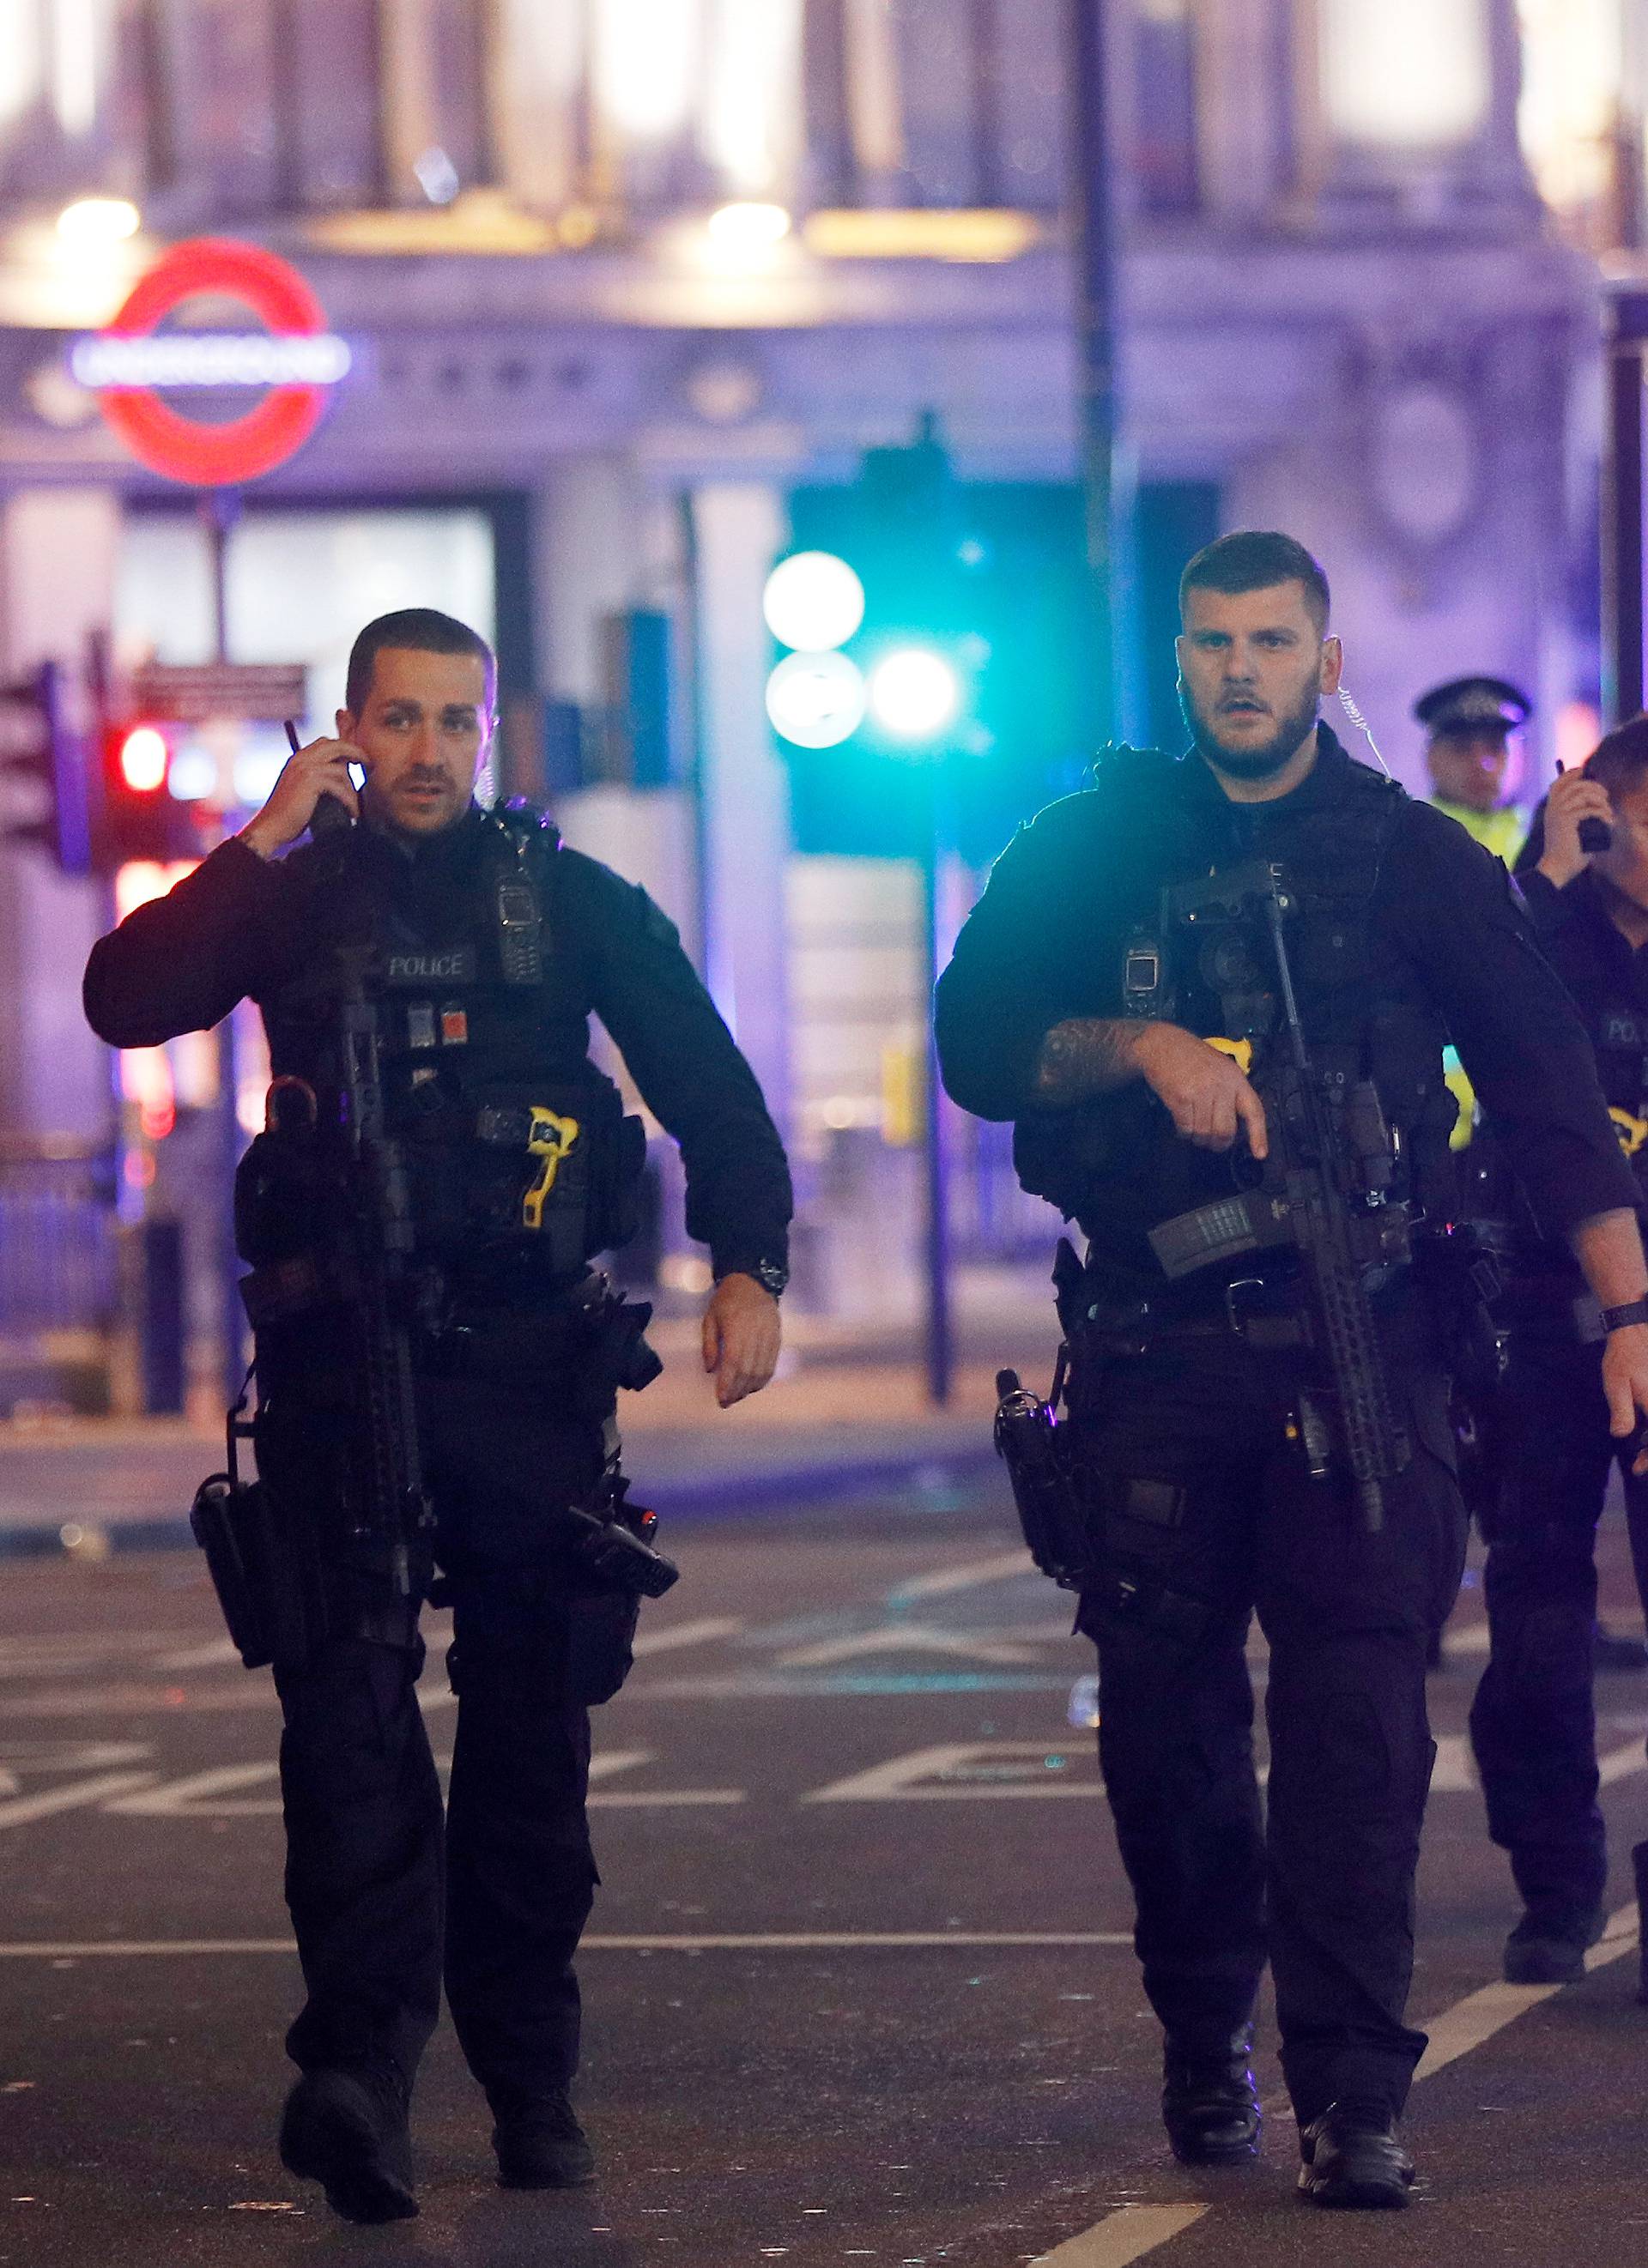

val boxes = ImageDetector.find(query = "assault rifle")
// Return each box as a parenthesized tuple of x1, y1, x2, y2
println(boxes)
(333, 944, 438, 1600)
(191, 946, 435, 1669)
(1147, 860, 1412, 1533)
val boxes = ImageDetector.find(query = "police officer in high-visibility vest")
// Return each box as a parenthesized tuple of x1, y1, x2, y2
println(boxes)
(82, 608, 792, 2223)
(1416, 675, 1530, 865)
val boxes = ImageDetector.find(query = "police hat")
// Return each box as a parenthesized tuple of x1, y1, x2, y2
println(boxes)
(1414, 676, 1531, 737)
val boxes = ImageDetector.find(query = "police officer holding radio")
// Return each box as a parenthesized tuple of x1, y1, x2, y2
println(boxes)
(1468, 719, 1648, 1987)
(937, 534, 1648, 2208)
(82, 609, 791, 2223)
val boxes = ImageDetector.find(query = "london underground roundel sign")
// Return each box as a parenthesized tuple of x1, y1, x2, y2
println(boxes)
(71, 238, 350, 487)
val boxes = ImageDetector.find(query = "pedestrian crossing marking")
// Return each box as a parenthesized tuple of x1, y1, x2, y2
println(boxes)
(776, 1627, 1051, 1671)
(103, 1764, 281, 1817)
(806, 1741, 1102, 1803)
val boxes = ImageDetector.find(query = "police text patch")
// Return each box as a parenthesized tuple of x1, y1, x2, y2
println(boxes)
(385, 947, 476, 987)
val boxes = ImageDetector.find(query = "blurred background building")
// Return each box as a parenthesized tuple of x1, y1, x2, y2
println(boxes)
(0, 0, 1645, 1406)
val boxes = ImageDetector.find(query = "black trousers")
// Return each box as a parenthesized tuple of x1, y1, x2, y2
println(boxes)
(1068, 1299, 1466, 2126)
(264, 1369, 613, 2109)
(1468, 1311, 1648, 1927)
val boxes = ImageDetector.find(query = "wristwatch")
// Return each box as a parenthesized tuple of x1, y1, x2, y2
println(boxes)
(1602, 1299, 1648, 1332)
(719, 1258, 788, 1299)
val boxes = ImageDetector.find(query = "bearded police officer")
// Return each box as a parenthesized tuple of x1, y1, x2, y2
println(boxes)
(83, 608, 791, 2223)
(936, 534, 1648, 2208)
(1468, 719, 1648, 1985)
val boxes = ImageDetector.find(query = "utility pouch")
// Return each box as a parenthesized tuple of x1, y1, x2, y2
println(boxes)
(565, 1588, 643, 1708)
(994, 1366, 1102, 1590)
(188, 1390, 328, 1675)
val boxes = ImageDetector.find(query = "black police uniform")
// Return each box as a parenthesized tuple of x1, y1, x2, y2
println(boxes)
(82, 806, 791, 2126)
(1467, 852, 1648, 1954)
(935, 727, 1633, 2130)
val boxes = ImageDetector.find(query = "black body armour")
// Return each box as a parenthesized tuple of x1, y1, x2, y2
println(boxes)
(1015, 748, 1458, 1281)
(244, 803, 646, 1301)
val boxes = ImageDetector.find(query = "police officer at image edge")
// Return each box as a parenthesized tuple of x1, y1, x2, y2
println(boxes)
(936, 532, 1648, 2208)
(1415, 674, 1531, 866)
(82, 608, 792, 2221)
(1461, 724, 1648, 1991)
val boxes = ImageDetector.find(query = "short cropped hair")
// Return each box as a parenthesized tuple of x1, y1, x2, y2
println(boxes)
(1178, 530, 1331, 633)
(1584, 715, 1648, 799)
(345, 608, 496, 717)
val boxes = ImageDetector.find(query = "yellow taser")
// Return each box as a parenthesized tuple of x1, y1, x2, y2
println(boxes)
(522, 1108, 581, 1231)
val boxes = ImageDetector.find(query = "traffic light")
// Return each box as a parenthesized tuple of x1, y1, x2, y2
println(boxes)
(98, 719, 197, 867)
(769, 426, 1094, 861)
(0, 661, 92, 872)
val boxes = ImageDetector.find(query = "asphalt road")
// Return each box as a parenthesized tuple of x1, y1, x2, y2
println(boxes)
(1, 1467, 1647, 2266)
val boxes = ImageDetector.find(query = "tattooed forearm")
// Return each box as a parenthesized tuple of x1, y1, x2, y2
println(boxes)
(1033, 1018, 1151, 1105)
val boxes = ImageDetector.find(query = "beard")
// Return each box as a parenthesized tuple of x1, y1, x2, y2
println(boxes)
(1180, 677, 1321, 781)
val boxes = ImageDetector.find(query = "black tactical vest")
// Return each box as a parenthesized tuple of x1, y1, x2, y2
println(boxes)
(1015, 747, 1457, 1273)
(246, 804, 645, 1292)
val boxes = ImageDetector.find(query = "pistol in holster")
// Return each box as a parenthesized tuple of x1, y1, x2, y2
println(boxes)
(994, 1365, 1102, 1591)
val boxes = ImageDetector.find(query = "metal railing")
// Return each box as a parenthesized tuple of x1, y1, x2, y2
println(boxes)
(0, 1139, 119, 1337)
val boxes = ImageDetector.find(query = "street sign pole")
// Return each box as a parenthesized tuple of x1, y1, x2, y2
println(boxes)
(201, 487, 247, 1411)
(920, 762, 954, 1408)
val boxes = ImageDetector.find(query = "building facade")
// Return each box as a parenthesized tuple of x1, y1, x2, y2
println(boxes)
(0, 0, 1635, 1344)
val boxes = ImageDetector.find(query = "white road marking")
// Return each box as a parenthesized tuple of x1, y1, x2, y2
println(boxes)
(1031, 2204, 1209, 2268)
(587, 1790, 745, 1809)
(103, 1765, 282, 1818)
(153, 1639, 243, 1672)
(1598, 1735, 1645, 1787)
(633, 1617, 744, 1658)
(1443, 1622, 1492, 1657)
(0, 1772, 158, 1830)
(589, 1749, 653, 1782)
(1430, 1734, 1478, 1794)
(807, 1742, 1099, 1804)
(888, 1551, 1035, 1605)
(778, 1627, 1047, 1672)
(0, 1930, 1132, 1959)
(1039, 1902, 1647, 2268)
(1414, 1899, 1639, 2081)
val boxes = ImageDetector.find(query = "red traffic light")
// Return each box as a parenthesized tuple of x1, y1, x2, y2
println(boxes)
(117, 723, 169, 793)
(98, 720, 194, 868)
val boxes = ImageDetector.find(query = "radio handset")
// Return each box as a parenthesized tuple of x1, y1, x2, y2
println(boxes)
(286, 718, 354, 840)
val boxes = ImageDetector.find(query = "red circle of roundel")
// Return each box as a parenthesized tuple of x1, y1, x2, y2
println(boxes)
(94, 237, 334, 487)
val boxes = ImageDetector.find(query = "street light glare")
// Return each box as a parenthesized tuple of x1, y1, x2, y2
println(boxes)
(706, 201, 792, 249)
(868, 648, 961, 741)
(762, 552, 866, 652)
(57, 197, 141, 245)
(765, 651, 868, 749)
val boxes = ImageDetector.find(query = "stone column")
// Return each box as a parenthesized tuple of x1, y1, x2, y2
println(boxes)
(1193, 0, 1287, 221)
(686, 481, 791, 1134)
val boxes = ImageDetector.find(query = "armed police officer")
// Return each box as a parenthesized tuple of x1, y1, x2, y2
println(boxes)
(1467, 719, 1648, 1986)
(82, 608, 791, 2223)
(936, 532, 1648, 2209)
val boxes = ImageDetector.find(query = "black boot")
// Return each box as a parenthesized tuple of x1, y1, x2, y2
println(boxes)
(1503, 1903, 1606, 1986)
(279, 2062, 417, 2224)
(1160, 2026, 1260, 2166)
(1296, 2102, 1414, 2210)
(491, 2090, 597, 2189)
